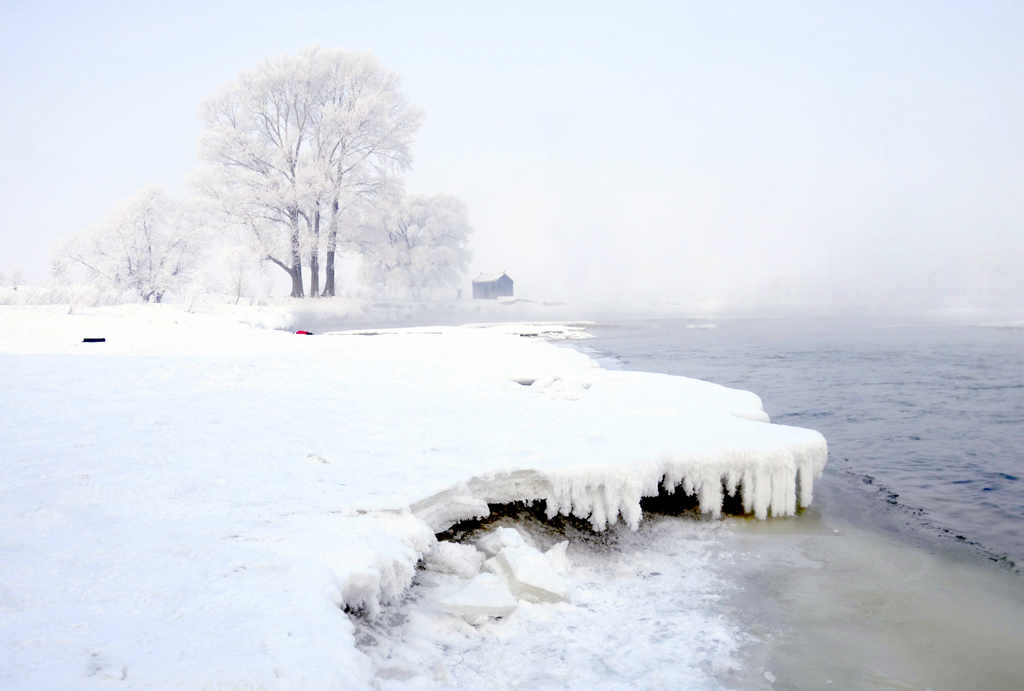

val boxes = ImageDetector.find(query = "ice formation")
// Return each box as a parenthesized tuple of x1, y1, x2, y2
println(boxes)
(476, 525, 532, 556)
(495, 544, 570, 603)
(357, 516, 746, 689)
(436, 527, 571, 622)
(544, 540, 571, 575)
(423, 541, 486, 578)
(0, 305, 828, 689)
(438, 572, 518, 621)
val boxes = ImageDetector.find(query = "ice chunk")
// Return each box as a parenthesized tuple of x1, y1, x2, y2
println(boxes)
(438, 572, 517, 621)
(496, 544, 569, 603)
(545, 540, 570, 575)
(481, 556, 502, 575)
(476, 526, 529, 557)
(423, 541, 485, 578)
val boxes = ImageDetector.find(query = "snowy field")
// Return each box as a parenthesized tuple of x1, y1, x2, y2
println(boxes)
(0, 305, 826, 689)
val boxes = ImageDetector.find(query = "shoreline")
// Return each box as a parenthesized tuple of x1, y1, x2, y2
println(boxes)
(7, 304, 1019, 688)
(0, 304, 827, 689)
(576, 316, 1024, 576)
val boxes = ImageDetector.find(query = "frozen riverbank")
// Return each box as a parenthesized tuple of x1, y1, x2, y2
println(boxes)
(379, 505, 1024, 690)
(0, 305, 826, 689)
(360, 506, 1024, 690)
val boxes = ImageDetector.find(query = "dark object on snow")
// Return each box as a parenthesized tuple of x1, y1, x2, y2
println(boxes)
(472, 272, 513, 299)
(295, 330, 314, 335)
(82, 338, 106, 343)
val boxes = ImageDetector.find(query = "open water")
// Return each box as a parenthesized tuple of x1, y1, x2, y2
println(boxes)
(581, 317, 1024, 571)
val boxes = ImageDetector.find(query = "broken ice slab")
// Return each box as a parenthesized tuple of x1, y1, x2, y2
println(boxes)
(439, 572, 517, 621)
(476, 526, 531, 557)
(423, 541, 485, 578)
(495, 544, 569, 603)
(544, 540, 570, 575)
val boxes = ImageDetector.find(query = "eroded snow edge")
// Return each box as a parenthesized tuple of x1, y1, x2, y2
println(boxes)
(348, 414, 827, 624)
(410, 434, 828, 535)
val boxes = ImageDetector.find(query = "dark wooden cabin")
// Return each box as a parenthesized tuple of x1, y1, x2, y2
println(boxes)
(472, 273, 514, 299)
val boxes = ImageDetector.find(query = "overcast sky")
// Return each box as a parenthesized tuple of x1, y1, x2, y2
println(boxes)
(2, 0, 1021, 316)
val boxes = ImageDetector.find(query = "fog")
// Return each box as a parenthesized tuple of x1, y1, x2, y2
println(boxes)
(2, 1, 1021, 317)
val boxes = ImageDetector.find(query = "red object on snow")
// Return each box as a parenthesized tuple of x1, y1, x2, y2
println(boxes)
(295, 330, 313, 335)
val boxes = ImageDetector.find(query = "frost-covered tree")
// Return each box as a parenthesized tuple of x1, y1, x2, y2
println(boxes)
(199, 47, 421, 297)
(59, 188, 199, 303)
(360, 194, 473, 298)
(1, 269, 24, 290)
(191, 222, 269, 304)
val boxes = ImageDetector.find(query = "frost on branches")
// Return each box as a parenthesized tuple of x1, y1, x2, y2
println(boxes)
(57, 188, 199, 303)
(358, 193, 473, 299)
(46, 46, 476, 304)
(198, 47, 423, 298)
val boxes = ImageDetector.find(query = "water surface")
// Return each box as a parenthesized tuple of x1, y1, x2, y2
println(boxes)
(581, 317, 1024, 570)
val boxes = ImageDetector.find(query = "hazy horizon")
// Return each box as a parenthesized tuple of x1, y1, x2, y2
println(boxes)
(2, 1, 1021, 317)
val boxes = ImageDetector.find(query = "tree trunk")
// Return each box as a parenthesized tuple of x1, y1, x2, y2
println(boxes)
(289, 209, 304, 298)
(322, 199, 340, 297)
(266, 253, 303, 298)
(309, 205, 320, 297)
(323, 250, 335, 297)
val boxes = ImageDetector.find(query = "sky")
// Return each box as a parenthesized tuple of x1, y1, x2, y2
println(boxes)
(1, 0, 1021, 316)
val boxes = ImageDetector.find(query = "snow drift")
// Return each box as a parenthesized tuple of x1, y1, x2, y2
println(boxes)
(0, 305, 826, 689)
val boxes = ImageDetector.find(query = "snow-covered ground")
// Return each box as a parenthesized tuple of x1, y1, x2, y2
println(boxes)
(0, 305, 826, 689)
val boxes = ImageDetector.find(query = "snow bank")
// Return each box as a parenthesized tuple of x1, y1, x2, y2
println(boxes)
(0, 305, 826, 689)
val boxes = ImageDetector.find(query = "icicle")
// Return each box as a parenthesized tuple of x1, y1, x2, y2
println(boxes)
(798, 456, 814, 507)
(741, 469, 754, 514)
(682, 475, 695, 496)
(753, 467, 771, 519)
(697, 470, 724, 518)
(725, 469, 739, 497)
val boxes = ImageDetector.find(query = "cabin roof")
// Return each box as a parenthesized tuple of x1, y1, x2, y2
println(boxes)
(472, 272, 511, 283)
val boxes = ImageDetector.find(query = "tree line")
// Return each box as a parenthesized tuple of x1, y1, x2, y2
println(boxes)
(56, 47, 472, 303)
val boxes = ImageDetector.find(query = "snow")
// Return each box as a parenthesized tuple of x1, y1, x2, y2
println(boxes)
(473, 272, 510, 283)
(0, 304, 827, 689)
